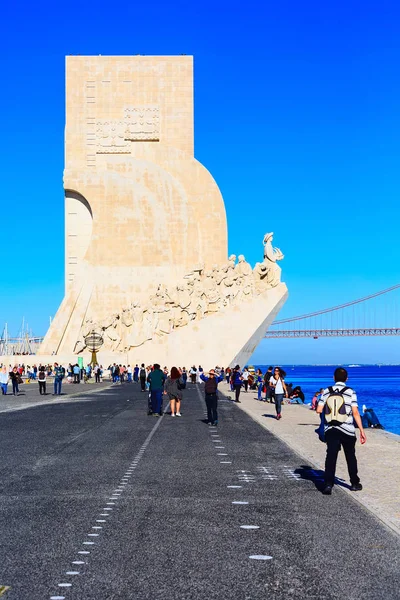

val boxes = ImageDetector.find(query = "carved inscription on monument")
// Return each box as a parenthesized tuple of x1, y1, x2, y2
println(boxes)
(125, 106, 160, 141)
(96, 121, 130, 153)
(96, 106, 160, 153)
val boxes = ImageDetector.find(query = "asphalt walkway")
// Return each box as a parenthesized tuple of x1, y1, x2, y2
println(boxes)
(0, 383, 399, 599)
(0, 379, 112, 413)
(226, 383, 400, 536)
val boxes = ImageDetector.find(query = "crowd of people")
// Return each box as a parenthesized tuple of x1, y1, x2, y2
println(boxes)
(0, 358, 376, 495)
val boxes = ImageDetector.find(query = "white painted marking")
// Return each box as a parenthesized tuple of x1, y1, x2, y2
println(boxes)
(240, 525, 260, 529)
(217, 453, 228, 456)
(249, 555, 273, 560)
(92, 526, 102, 529)
(232, 501, 249, 505)
(221, 461, 232, 464)
(227, 485, 242, 488)
(72, 561, 85, 565)
(106, 502, 116, 505)
(215, 446, 225, 449)
(49, 403, 169, 597)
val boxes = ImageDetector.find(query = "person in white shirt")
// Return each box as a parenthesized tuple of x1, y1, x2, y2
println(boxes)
(317, 367, 366, 495)
(269, 367, 288, 420)
(242, 367, 250, 392)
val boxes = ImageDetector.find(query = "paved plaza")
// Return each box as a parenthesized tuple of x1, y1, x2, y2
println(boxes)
(229, 383, 400, 536)
(0, 383, 399, 599)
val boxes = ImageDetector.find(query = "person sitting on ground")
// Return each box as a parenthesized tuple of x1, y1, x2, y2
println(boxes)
(290, 386, 305, 404)
(200, 369, 224, 426)
(311, 390, 320, 410)
(361, 405, 383, 429)
(164, 366, 183, 417)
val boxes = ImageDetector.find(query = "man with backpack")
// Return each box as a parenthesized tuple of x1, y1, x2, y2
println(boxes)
(200, 369, 224, 426)
(317, 367, 366, 495)
(38, 366, 46, 395)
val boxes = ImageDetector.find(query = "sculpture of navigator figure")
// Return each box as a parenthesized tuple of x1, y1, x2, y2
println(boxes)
(262, 232, 284, 287)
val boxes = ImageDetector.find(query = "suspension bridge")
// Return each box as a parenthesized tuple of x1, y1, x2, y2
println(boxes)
(266, 284, 400, 339)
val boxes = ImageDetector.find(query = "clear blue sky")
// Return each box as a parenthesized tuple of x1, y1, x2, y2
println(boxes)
(1, 0, 399, 363)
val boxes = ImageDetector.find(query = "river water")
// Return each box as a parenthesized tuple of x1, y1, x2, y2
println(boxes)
(253, 364, 400, 436)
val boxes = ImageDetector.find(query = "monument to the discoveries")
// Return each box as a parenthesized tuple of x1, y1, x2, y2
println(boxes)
(39, 56, 288, 366)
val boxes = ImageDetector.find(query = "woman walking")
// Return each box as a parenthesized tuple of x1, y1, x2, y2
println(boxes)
(164, 367, 183, 417)
(9, 366, 20, 396)
(242, 367, 250, 392)
(0, 365, 8, 395)
(269, 367, 288, 420)
(256, 368, 264, 400)
(38, 366, 47, 395)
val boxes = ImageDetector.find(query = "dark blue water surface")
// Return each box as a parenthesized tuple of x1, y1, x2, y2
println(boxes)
(253, 365, 400, 436)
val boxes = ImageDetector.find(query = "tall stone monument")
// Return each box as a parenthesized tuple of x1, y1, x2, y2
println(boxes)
(39, 56, 288, 366)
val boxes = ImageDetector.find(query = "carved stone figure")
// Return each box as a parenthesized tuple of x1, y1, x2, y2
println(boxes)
(74, 233, 285, 352)
(235, 254, 252, 277)
(262, 232, 284, 287)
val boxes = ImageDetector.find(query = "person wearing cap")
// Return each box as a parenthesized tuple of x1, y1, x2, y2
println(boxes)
(200, 369, 224, 426)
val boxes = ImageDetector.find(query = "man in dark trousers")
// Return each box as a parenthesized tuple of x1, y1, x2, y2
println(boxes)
(139, 363, 147, 392)
(147, 363, 166, 416)
(200, 369, 224, 426)
(317, 367, 366, 495)
(230, 365, 243, 403)
(263, 366, 274, 402)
